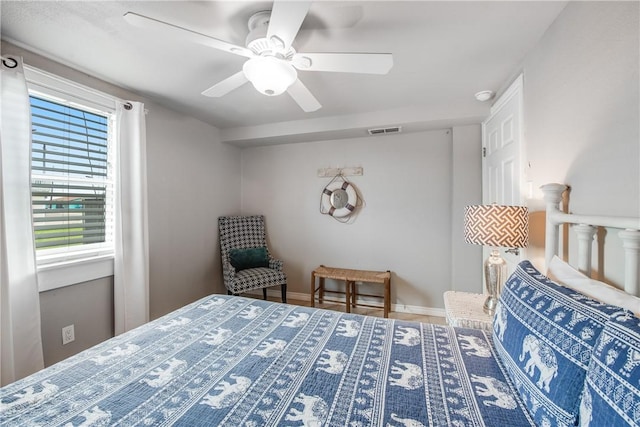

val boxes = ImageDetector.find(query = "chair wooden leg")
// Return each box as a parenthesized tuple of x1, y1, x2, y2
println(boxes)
(310, 272, 316, 308)
(262, 288, 268, 300)
(281, 284, 287, 303)
(351, 281, 357, 308)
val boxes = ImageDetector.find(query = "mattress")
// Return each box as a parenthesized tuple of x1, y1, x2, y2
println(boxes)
(1, 295, 534, 426)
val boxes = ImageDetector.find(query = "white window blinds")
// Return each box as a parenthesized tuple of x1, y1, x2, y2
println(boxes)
(30, 94, 114, 262)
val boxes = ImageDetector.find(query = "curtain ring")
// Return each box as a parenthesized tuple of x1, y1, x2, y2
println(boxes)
(1, 57, 18, 69)
(124, 102, 133, 110)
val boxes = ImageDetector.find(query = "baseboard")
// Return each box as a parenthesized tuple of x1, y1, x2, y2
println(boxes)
(390, 303, 446, 318)
(246, 289, 446, 318)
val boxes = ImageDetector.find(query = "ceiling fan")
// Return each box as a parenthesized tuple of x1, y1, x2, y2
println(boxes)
(123, 0, 393, 112)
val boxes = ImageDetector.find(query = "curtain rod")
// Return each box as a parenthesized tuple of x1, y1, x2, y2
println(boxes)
(3, 55, 147, 114)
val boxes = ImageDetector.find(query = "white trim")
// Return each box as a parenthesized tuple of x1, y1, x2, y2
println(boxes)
(250, 289, 446, 318)
(36, 245, 114, 266)
(38, 256, 114, 292)
(26, 65, 117, 279)
(24, 65, 118, 112)
(391, 302, 446, 318)
(481, 73, 526, 282)
(490, 74, 523, 114)
(483, 73, 526, 205)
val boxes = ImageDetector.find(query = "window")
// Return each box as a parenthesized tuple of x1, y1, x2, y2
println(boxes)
(30, 95, 114, 262)
(25, 66, 117, 287)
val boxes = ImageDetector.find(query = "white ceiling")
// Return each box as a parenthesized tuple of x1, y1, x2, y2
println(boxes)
(1, 1, 566, 146)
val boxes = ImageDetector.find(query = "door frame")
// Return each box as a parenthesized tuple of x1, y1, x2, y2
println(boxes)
(480, 74, 527, 285)
(482, 74, 526, 206)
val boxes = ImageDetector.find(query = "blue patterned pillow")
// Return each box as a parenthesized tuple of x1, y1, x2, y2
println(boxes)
(493, 261, 624, 426)
(580, 311, 640, 426)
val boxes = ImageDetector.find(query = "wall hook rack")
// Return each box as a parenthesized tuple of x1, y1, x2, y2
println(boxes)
(317, 167, 363, 178)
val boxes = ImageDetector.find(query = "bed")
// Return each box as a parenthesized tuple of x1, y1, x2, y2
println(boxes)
(2, 184, 639, 427)
(1, 294, 536, 426)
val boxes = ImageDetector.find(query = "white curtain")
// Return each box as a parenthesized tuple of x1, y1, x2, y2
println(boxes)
(0, 56, 45, 386)
(114, 102, 149, 335)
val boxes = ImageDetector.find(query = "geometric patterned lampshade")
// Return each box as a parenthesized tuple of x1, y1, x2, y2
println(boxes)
(464, 205, 529, 248)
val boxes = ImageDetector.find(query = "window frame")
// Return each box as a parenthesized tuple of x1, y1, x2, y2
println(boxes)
(25, 66, 118, 291)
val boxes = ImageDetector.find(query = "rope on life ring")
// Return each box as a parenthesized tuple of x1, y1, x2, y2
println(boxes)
(320, 175, 359, 218)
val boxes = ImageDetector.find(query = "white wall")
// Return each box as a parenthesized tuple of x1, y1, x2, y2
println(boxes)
(517, 1, 639, 285)
(451, 125, 483, 292)
(147, 108, 241, 319)
(241, 127, 482, 311)
(524, 1, 639, 215)
(39, 277, 113, 366)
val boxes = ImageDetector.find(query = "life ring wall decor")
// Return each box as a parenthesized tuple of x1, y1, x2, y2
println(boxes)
(319, 175, 362, 222)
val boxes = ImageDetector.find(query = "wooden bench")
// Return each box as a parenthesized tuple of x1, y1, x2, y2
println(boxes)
(310, 265, 392, 318)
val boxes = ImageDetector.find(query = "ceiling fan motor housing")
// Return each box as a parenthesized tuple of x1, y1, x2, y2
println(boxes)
(246, 10, 293, 59)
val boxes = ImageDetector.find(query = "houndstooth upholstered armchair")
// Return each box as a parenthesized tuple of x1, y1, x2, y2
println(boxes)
(218, 215, 287, 303)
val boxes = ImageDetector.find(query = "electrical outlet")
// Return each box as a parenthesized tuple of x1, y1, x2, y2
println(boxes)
(62, 324, 75, 345)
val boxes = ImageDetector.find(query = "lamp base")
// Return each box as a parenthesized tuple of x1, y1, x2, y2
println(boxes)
(483, 295, 499, 315)
(483, 248, 507, 316)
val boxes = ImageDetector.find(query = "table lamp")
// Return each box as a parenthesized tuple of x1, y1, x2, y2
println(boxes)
(464, 204, 529, 315)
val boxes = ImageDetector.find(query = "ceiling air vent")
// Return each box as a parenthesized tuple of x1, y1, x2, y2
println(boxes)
(367, 126, 402, 136)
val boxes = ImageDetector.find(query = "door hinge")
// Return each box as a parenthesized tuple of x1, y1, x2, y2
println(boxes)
(482, 147, 487, 157)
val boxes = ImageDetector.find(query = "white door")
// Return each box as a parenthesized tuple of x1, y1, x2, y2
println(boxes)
(481, 74, 525, 276)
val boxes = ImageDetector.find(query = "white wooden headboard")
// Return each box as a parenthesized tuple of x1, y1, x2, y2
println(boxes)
(541, 183, 640, 296)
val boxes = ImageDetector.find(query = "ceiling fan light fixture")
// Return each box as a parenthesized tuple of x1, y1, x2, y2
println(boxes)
(243, 56, 297, 96)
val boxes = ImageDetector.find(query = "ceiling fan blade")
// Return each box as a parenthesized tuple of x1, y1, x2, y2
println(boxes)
(292, 52, 393, 75)
(287, 79, 321, 112)
(267, 0, 312, 51)
(201, 71, 248, 97)
(124, 12, 254, 58)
